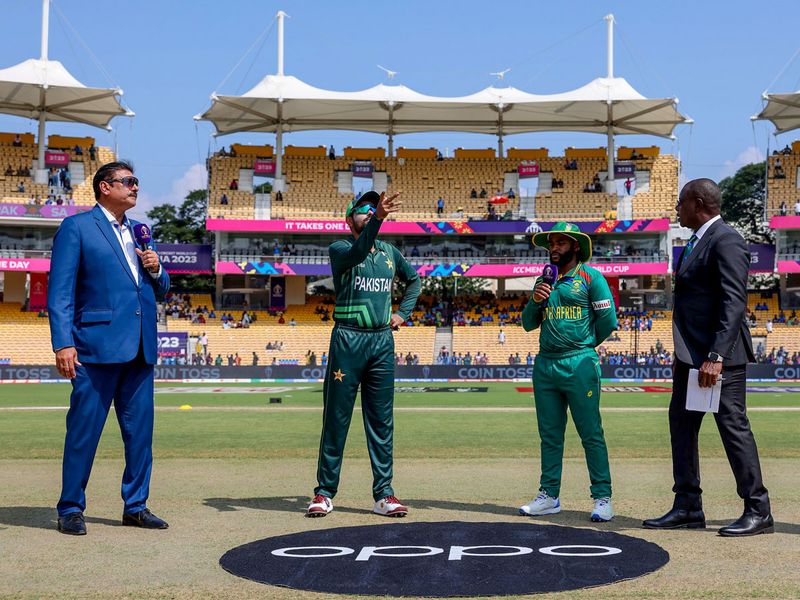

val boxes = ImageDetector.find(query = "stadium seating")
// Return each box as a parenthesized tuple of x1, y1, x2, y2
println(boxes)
(0, 133, 116, 206)
(207, 148, 680, 222)
(766, 151, 799, 216)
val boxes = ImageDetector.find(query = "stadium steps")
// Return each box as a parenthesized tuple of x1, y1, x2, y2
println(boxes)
(434, 326, 453, 357)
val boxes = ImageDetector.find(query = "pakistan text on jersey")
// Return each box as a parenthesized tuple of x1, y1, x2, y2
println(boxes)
(354, 276, 393, 292)
(544, 306, 583, 320)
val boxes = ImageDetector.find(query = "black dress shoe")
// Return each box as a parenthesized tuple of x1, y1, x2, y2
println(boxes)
(57, 512, 87, 535)
(718, 512, 774, 537)
(642, 508, 706, 529)
(122, 508, 169, 529)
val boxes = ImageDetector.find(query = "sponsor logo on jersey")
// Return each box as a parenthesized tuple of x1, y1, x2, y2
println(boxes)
(592, 299, 612, 310)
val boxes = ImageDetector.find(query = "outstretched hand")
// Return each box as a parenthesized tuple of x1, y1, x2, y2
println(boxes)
(375, 191, 402, 220)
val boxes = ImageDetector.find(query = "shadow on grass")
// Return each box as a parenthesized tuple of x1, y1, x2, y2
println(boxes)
(203, 497, 800, 534)
(204, 496, 650, 531)
(0, 506, 119, 530)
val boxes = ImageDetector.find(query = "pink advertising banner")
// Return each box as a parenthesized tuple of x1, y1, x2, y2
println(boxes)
(0, 203, 90, 219)
(44, 151, 70, 166)
(769, 216, 800, 229)
(0, 258, 50, 272)
(777, 260, 800, 273)
(253, 159, 275, 175)
(216, 260, 669, 278)
(449, 263, 669, 277)
(518, 162, 540, 178)
(206, 218, 671, 235)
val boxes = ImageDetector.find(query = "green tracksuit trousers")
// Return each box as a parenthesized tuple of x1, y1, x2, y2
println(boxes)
(315, 324, 396, 500)
(533, 348, 612, 499)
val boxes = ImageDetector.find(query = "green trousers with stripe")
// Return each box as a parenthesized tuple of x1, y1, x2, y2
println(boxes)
(315, 324, 396, 501)
(532, 348, 612, 499)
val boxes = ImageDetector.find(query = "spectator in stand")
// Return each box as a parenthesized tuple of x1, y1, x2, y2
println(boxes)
(328, 145, 335, 160)
(479, 187, 487, 198)
(289, 317, 297, 326)
(470, 188, 478, 198)
(89, 144, 97, 160)
(794, 199, 800, 216)
(235, 353, 241, 366)
(624, 178, 633, 195)
(774, 158, 785, 178)
(12, 134, 22, 147)
(498, 329, 506, 345)
(780, 201, 787, 216)
(436, 197, 444, 215)
(220, 193, 228, 205)
(229, 178, 238, 190)
(214, 354, 223, 366)
(17, 181, 25, 193)
(507, 188, 516, 199)
(275, 190, 283, 202)
(4, 165, 12, 176)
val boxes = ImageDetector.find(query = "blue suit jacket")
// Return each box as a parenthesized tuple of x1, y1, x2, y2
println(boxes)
(47, 205, 170, 364)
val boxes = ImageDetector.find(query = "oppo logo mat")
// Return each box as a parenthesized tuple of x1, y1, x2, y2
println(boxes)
(220, 521, 669, 596)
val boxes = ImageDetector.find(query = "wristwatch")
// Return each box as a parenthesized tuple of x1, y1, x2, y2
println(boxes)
(707, 352, 724, 363)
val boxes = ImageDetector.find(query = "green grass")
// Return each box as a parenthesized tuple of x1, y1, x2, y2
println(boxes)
(1, 382, 797, 460)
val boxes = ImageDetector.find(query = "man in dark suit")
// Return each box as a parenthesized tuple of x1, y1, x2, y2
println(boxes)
(48, 161, 171, 535)
(643, 178, 772, 537)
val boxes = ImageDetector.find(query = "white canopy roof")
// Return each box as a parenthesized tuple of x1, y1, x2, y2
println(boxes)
(0, 58, 133, 130)
(753, 91, 800, 134)
(196, 73, 691, 138)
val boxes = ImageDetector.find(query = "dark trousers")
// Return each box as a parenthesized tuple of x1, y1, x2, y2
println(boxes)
(315, 325, 396, 500)
(57, 349, 155, 516)
(669, 360, 770, 515)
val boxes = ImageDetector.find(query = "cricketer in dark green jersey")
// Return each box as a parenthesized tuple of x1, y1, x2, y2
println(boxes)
(522, 222, 618, 506)
(313, 190, 421, 509)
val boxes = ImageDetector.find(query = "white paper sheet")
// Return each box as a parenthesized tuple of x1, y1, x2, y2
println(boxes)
(685, 368, 722, 413)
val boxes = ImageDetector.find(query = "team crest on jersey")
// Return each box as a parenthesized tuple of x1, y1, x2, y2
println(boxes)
(571, 279, 584, 293)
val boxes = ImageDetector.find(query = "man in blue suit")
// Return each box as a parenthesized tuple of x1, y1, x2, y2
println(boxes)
(48, 161, 170, 535)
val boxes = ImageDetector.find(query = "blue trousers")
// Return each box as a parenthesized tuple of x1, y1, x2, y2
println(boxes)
(57, 352, 155, 517)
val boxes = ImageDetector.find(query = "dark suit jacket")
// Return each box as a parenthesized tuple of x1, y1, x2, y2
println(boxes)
(47, 205, 170, 364)
(672, 219, 755, 367)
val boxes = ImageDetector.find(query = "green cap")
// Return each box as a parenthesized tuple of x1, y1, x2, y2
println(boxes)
(345, 190, 380, 217)
(531, 221, 593, 262)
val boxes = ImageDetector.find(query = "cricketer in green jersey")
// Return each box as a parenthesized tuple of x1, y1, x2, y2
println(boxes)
(307, 190, 421, 518)
(518, 221, 619, 522)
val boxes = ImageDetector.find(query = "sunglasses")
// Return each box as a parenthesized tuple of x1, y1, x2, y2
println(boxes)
(105, 176, 139, 188)
(351, 204, 375, 216)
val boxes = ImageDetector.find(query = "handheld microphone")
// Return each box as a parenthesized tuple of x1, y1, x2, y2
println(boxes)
(539, 263, 558, 307)
(132, 223, 153, 252)
(541, 263, 558, 287)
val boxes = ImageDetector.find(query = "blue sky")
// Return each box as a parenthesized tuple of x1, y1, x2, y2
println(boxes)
(3, 0, 800, 220)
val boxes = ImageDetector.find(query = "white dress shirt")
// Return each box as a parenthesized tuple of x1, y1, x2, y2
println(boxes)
(97, 203, 161, 280)
(693, 214, 722, 241)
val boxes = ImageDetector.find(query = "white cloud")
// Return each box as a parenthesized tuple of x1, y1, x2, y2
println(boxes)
(719, 146, 765, 180)
(128, 163, 207, 222)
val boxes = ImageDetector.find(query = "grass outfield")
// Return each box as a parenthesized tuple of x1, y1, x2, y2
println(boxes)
(0, 382, 798, 599)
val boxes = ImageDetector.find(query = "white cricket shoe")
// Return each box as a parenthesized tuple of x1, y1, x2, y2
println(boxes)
(519, 491, 561, 516)
(373, 495, 408, 517)
(591, 497, 614, 522)
(306, 494, 333, 517)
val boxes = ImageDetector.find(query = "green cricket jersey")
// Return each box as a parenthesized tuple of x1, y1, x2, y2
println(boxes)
(521, 262, 618, 355)
(330, 216, 421, 328)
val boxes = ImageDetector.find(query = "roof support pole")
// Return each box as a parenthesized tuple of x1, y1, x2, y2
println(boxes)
(35, 0, 51, 184)
(605, 14, 615, 192)
(274, 10, 286, 191)
(387, 103, 394, 157)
